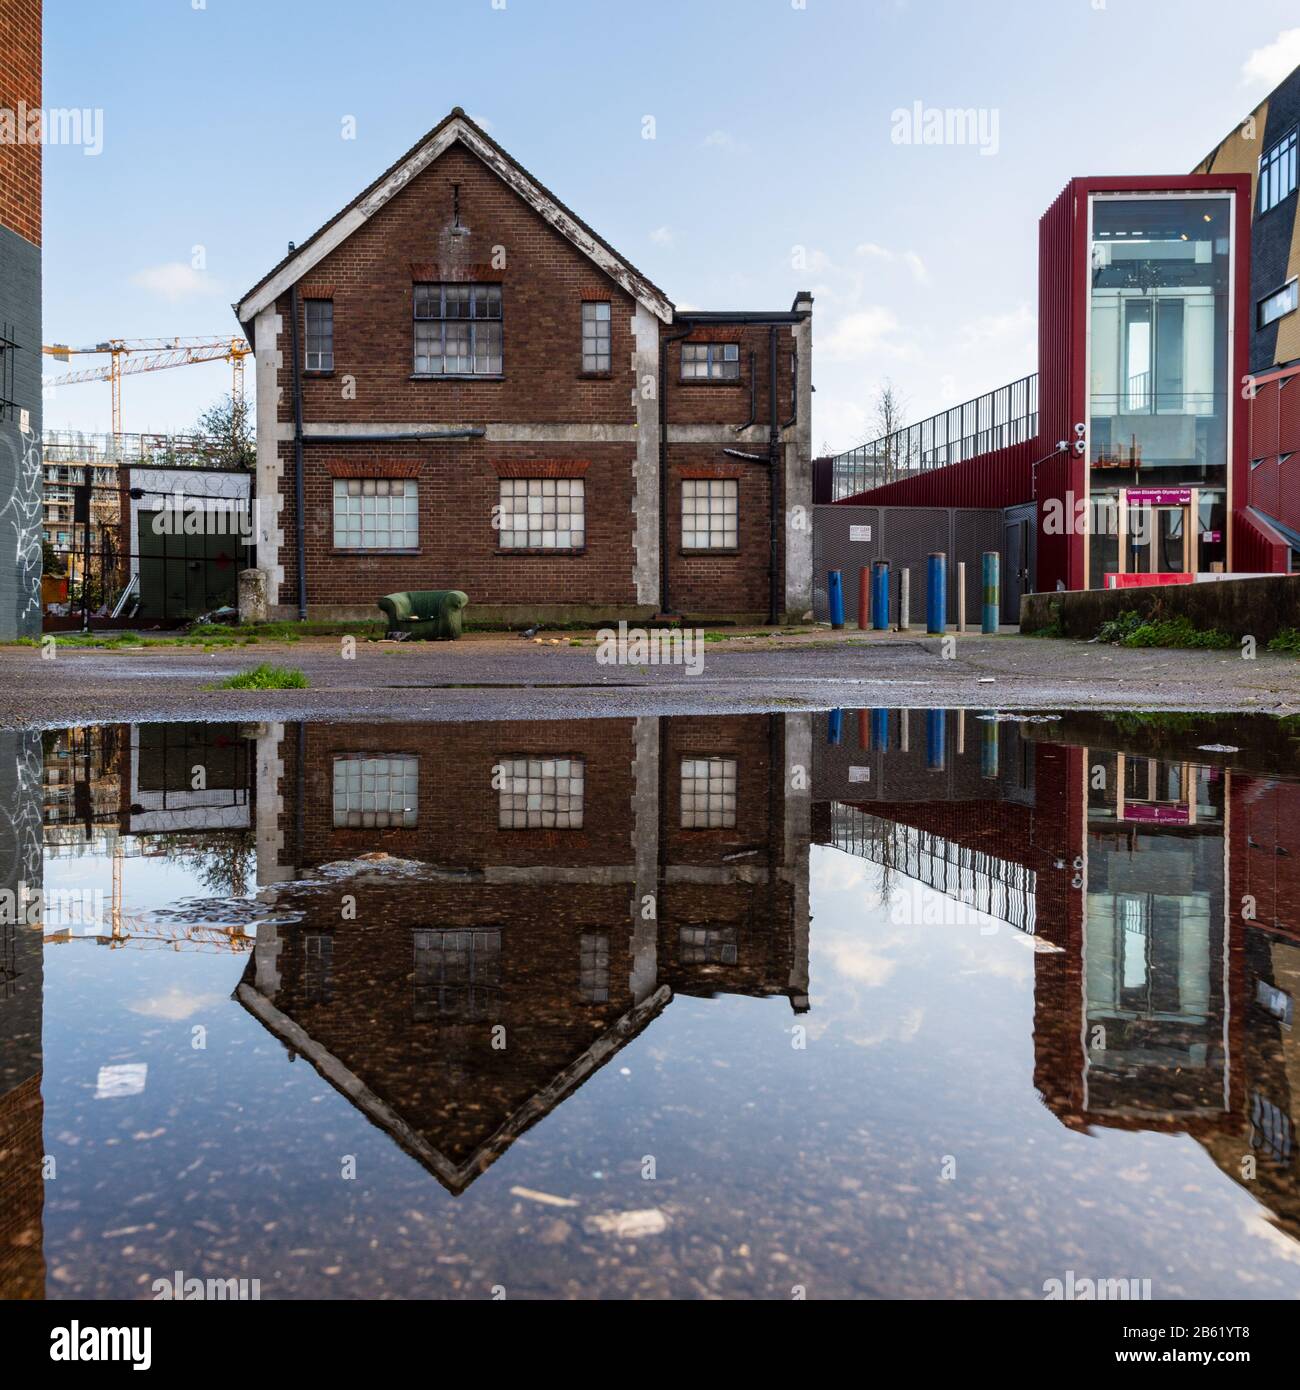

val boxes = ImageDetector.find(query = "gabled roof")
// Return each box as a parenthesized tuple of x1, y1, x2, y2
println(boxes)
(234, 108, 675, 332)
(234, 977, 672, 1196)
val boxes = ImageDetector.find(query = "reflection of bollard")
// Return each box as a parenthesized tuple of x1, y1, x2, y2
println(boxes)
(957, 561, 967, 633)
(926, 708, 946, 770)
(827, 708, 843, 745)
(872, 706, 890, 752)
(857, 566, 870, 631)
(981, 714, 999, 779)
(872, 560, 890, 630)
(898, 568, 910, 631)
(857, 708, 870, 750)
(982, 551, 1000, 634)
(828, 569, 845, 630)
(926, 553, 947, 635)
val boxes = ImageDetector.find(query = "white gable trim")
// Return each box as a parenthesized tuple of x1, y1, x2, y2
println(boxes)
(236, 118, 674, 324)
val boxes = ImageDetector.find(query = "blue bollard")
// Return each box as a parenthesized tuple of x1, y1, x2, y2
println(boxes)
(982, 551, 1000, 634)
(872, 706, 890, 752)
(827, 569, 845, 630)
(926, 553, 947, 635)
(926, 708, 946, 770)
(871, 560, 891, 631)
(827, 708, 843, 745)
(981, 716, 999, 779)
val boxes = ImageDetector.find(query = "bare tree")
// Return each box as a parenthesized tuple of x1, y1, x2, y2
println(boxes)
(874, 379, 909, 486)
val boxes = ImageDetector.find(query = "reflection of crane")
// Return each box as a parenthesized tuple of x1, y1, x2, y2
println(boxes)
(43, 337, 252, 437)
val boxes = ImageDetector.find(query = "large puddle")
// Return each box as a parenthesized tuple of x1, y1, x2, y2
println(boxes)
(2, 710, 1299, 1299)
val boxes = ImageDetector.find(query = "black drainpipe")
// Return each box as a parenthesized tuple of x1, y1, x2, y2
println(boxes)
(288, 272, 308, 622)
(659, 325, 693, 617)
(767, 325, 782, 626)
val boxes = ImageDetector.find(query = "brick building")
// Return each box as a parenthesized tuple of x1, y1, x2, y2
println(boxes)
(0, 0, 42, 639)
(234, 110, 813, 626)
(240, 713, 811, 1190)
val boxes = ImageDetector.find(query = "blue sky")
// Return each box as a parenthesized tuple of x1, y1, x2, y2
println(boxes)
(41, 0, 1300, 451)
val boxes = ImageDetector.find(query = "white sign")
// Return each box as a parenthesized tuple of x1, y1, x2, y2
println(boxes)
(848, 766, 871, 784)
(849, 525, 872, 543)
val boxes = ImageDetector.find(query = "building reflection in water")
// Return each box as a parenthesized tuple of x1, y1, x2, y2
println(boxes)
(241, 715, 812, 1194)
(3, 707, 1300, 1292)
(816, 707, 1300, 1238)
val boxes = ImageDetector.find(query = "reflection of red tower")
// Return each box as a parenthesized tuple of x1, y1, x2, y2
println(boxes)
(1230, 775, 1300, 940)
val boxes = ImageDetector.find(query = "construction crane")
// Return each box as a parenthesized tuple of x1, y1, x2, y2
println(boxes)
(43, 336, 253, 437)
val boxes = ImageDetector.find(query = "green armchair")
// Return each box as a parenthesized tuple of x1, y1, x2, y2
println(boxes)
(376, 589, 469, 641)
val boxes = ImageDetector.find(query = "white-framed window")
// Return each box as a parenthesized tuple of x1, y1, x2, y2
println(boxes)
(332, 755, 418, 828)
(305, 299, 334, 371)
(498, 477, 585, 550)
(682, 478, 738, 550)
(582, 301, 611, 372)
(1259, 128, 1298, 214)
(332, 478, 418, 550)
(414, 282, 503, 375)
(580, 931, 610, 1003)
(681, 341, 739, 380)
(498, 755, 584, 828)
(680, 756, 737, 828)
(679, 925, 738, 966)
(1258, 278, 1298, 329)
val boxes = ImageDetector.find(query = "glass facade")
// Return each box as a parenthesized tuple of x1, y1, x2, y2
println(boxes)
(1087, 194, 1233, 588)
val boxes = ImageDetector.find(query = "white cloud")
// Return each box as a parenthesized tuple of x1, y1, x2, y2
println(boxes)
(855, 241, 930, 285)
(467, 112, 494, 133)
(130, 262, 219, 302)
(649, 225, 674, 246)
(703, 129, 747, 153)
(954, 303, 1034, 352)
(1242, 28, 1300, 87)
(127, 987, 225, 1022)
(820, 306, 907, 364)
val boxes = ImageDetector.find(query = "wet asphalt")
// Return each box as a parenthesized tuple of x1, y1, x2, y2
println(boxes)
(2, 629, 1298, 727)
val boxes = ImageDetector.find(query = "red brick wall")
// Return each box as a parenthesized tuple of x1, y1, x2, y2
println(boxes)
(281, 438, 638, 608)
(266, 139, 800, 618)
(0, 0, 40, 246)
(0, 1072, 43, 1299)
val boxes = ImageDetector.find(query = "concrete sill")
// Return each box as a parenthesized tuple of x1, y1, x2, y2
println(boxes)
(495, 548, 587, 558)
(409, 373, 505, 382)
(330, 549, 423, 557)
(679, 547, 741, 557)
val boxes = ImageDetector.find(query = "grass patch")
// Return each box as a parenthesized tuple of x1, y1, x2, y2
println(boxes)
(216, 663, 308, 690)
(1096, 609, 1233, 650)
(1267, 627, 1300, 656)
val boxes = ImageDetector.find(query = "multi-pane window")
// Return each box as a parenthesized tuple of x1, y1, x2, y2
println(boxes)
(414, 283, 502, 375)
(681, 341, 739, 380)
(498, 756, 584, 828)
(332, 755, 418, 828)
(413, 928, 501, 1021)
(1259, 279, 1298, 329)
(680, 756, 737, 828)
(305, 299, 334, 371)
(582, 301, 611, 372)
(1259, 128, 1298, 214)
(580, 931, 610, 1003)
(682, 478, 738, 550)
(332, 478, 418, 550)
(679, 925, 738, 966)
(498, 477, 585, 550)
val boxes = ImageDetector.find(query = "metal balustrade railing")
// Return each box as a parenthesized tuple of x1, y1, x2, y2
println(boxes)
(831, 373, 1038, 500)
